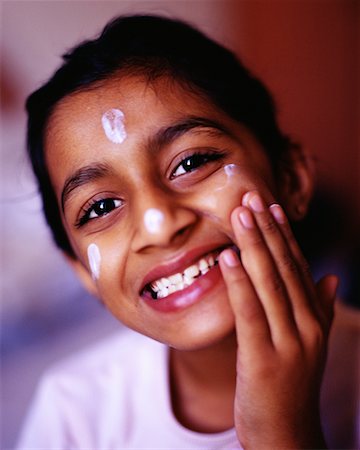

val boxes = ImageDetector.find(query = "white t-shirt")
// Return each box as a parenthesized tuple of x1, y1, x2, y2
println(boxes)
(17, 330, 242, 450)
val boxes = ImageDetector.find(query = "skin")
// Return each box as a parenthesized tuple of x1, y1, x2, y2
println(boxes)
(45, 75, 337, 449)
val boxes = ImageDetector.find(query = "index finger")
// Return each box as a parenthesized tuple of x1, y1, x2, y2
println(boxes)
(219, 248, 273, 356)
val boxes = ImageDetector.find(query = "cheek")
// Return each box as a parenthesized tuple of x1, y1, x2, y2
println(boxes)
(187, 164, 274, 239)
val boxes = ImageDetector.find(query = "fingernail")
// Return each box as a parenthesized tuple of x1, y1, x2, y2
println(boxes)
(239, 209, 254, 229)
(222, 249, 240, 267)
(249, 194, 264, 212)
(269, 204, 286, 224)
(242, 191, 252, 206)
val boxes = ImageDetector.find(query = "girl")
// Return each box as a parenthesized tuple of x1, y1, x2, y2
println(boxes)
(17, 14, 344, 449)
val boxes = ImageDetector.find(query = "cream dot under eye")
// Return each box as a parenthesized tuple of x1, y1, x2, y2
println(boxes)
(224, 163, 239, 176)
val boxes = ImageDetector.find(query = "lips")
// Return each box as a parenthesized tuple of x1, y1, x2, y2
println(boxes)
(146, 251, 220, 300)
(140, 244, 232, 302)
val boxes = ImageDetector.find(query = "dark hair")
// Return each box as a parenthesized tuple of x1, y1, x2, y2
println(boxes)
(26, 14, 293, 257)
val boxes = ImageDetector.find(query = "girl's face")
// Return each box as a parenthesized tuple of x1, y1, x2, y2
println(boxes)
(45, 76, 280, 350)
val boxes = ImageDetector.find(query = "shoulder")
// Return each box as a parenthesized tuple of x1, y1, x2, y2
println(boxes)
(17, 330, 167, 449)
(43, 329, 164, 394)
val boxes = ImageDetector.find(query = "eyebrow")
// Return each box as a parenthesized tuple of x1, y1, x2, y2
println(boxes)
(61, 163, 112, 212)
(149, 116, 232, 151)
(60, 116, 232, 211)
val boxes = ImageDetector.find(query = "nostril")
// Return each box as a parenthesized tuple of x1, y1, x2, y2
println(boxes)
(177, 225, 189, 236)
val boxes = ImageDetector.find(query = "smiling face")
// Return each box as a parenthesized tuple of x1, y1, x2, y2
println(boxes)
(45, 75, 281, 350)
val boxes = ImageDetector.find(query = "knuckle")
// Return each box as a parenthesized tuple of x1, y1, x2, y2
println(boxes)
(231, 269, 249, 284)
(244, 233, 264, 253)
(248, 233, 264, 248)
(301, 260, 312, 279)
(261, 217, 278, 235)
(304, 321, 325, 353)
(279, 253, 298, 275)
(266, 272, 285, 295)
(283, 338, 304, 361)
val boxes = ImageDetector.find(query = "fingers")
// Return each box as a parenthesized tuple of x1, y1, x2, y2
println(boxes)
(220, 189, 336, 350)
(315, 274, 338, 332)
(241, 194, 320, 338)
(220, 249, 273, 357)
(229, 197, 299, 345)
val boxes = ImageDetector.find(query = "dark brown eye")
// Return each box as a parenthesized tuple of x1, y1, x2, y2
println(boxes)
(171, 152, 225, 179)
(89, 199, 120, 219)
(76, 198, 123, 227)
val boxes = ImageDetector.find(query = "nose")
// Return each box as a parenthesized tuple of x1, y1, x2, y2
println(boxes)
(130, 187, 198, 253)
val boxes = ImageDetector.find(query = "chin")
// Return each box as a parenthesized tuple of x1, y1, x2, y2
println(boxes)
(160, 303, 236, 352)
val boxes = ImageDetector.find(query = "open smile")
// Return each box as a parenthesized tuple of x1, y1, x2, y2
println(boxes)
(140, 244, 238, 312)
(144, 250, 220, 300)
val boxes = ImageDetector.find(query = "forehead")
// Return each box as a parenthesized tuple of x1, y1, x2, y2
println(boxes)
(46, 75, 216, 143)
(45, 75, 224, 167)
(44, 75, 239, 190)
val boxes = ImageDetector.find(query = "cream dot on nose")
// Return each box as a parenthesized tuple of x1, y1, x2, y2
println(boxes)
(144, 208, 165, 234)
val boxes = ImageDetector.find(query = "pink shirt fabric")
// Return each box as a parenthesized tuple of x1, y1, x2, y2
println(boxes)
(17, 330, 242, 449)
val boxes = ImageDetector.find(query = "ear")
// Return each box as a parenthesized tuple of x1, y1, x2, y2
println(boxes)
(64, 254, 100, 298)
(276, 145, 315, 221)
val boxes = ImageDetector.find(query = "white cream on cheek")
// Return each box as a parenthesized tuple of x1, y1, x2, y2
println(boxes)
(196, 163, 243, 239)
(217, 163, 241, 190)
(101, 108, 127, 144)
(144, 208, 165, 234)
(87, 243, 101, 280)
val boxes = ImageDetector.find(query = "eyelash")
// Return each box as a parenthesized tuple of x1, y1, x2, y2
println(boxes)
(75, 150, 226, 228)
(170, 150, 226, 179)
(75, 197, 123, 228)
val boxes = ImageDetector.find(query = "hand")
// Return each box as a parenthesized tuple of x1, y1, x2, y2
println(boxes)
(219, 191, 338, 450)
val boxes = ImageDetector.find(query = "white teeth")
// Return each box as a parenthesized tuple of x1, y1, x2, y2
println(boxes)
(184, 264, 200, 278)
(176, 282, 185, 291)
(158, 287, 168, 299)
(168, 273, 183, 284)
(168, 285, 176, 294)
(198, 258, 208, 271)
(160, 277, 170, 288)
(183, 276, 194, 286)
(148, 251, 219, 300)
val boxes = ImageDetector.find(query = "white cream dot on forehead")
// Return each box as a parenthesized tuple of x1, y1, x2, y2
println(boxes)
(87, 243, 101, 280)
(144, 208, 165, 234)
(101, 108, 127, 144)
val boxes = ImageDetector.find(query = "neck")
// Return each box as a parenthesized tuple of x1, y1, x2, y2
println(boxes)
(169, 331, 237, 433)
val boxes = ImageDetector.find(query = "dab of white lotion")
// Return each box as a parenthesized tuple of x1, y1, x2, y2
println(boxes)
(101, 108, 127, 144)
(144, 208, 165, 234)
(200, 163, 242, 226)
(87, 243, 101, 280)
(214, 163, 241, 193)
(224, 163, 239, 177)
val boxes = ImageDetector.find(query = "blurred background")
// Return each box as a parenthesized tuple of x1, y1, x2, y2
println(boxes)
(1, 1, 359, 448)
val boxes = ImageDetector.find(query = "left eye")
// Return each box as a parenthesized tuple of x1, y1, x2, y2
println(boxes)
(171, 152, 224, 179)
(76, 198, 122, 227)
(88, 198, 122, 219)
